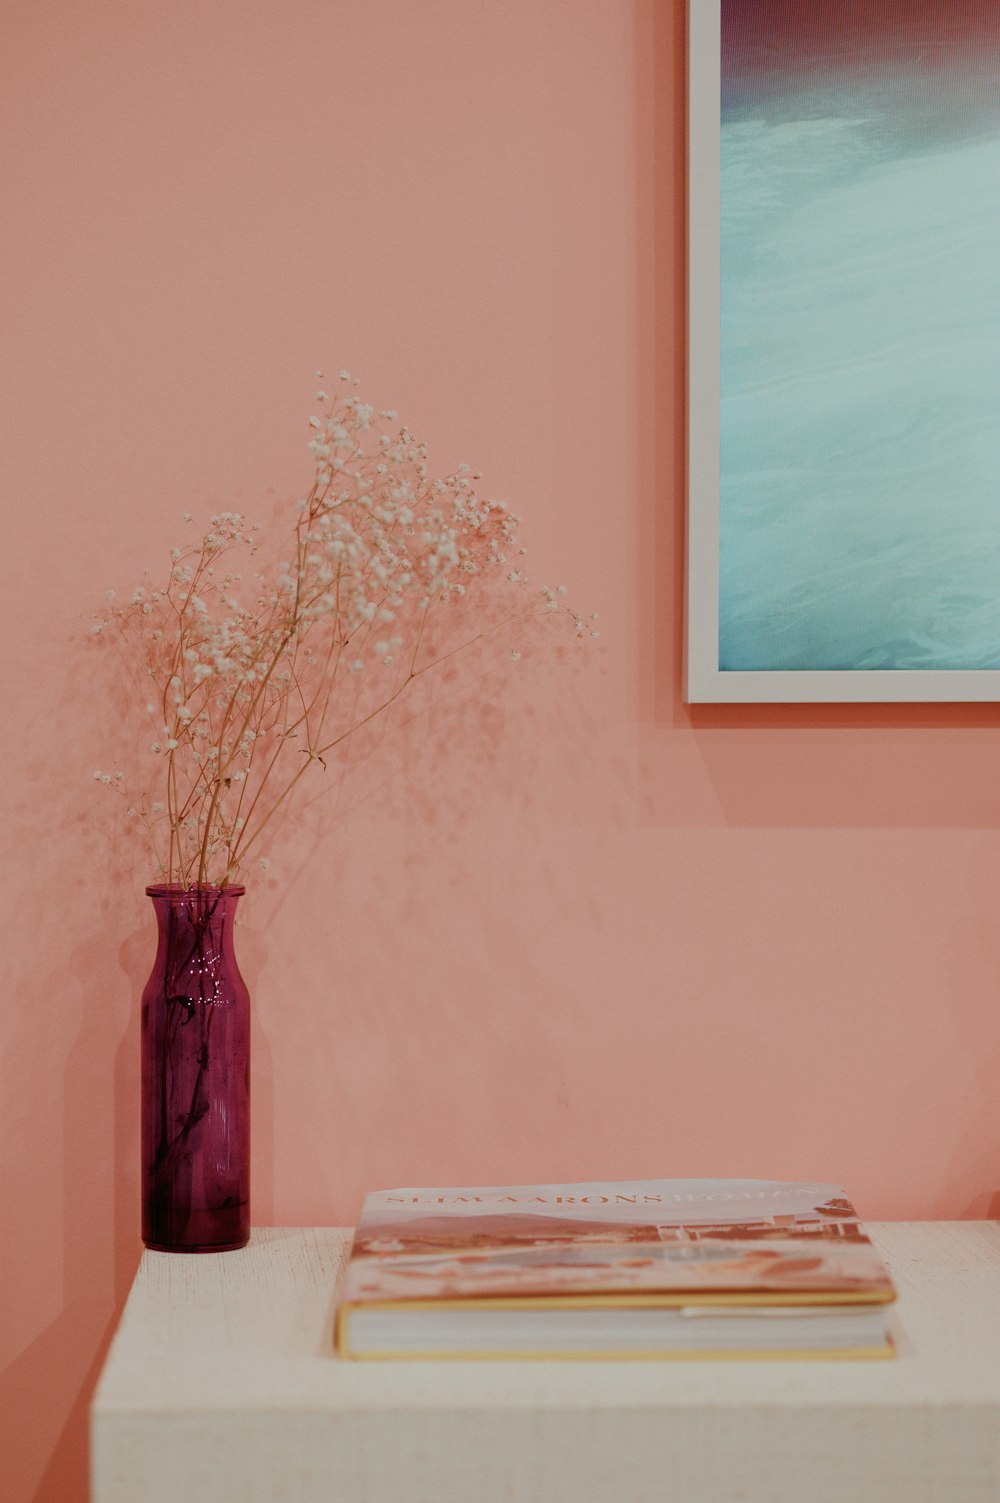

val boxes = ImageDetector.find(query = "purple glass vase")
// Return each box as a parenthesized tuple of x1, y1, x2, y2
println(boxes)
(141, 884, 250, 1252)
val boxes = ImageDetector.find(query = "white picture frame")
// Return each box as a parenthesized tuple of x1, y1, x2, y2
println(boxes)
(685, 0, 1000, 704)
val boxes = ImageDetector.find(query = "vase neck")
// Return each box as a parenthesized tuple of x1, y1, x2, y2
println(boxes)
(146, 884, 243, 917)
(146, 885, 243, 982)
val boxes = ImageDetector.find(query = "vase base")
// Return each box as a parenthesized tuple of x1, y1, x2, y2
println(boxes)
(143, 1200, 250, 1253)
(143, 1235, 250, 1254)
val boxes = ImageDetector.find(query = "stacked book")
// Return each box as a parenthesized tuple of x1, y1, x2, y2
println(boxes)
(335, 1178, 896, 1360)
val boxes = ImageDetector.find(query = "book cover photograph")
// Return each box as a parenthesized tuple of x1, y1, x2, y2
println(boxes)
(335, 1179, 897, 1360)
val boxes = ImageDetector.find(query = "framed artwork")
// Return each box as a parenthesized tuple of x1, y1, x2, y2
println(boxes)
(687, 1, 1000, 702)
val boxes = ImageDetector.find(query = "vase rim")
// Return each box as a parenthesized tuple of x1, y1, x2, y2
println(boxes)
(145, 882, 246, 898)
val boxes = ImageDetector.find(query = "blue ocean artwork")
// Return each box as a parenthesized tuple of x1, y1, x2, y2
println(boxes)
(720, 3, 1000, 671)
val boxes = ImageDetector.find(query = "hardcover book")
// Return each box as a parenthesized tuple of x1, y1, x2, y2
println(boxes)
(334, 1178, 897, 1360)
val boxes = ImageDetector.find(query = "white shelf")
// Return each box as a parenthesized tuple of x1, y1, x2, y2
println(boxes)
(91, 1222, 1000, 1502)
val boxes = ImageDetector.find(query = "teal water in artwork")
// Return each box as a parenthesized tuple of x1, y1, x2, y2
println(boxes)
(720, 21, 1000, 671)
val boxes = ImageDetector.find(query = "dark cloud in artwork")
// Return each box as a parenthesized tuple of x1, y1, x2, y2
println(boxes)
(721, 0, 1000, 142)
(723, 0, 1000, 89)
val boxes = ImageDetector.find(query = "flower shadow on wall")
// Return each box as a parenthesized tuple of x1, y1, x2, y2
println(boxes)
(217, 605, 599, 1216)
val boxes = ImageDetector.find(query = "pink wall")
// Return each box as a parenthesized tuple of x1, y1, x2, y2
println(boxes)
(3, 1, 999, 1497)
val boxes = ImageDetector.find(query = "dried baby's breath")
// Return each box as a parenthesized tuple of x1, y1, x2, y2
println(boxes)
(92, 384, 584, 885)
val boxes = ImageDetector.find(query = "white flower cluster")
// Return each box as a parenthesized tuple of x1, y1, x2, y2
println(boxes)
(92, 380, 587, 886)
